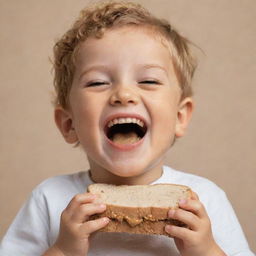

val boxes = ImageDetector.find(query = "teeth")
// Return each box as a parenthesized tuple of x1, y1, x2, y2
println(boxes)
(107, 117, 145, 128)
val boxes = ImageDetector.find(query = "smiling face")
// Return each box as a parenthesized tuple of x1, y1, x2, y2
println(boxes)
(55, 26, 193, 185)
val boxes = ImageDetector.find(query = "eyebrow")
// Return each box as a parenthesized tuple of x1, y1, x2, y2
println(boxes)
(79, 65, 110, 81)
(140, 64, 168, 75)
(79, 63, 169, 81)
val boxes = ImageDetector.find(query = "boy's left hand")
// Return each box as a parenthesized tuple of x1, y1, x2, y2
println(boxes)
(165, 191, 227, 256)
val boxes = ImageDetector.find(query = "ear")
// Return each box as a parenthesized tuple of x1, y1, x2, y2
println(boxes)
(175, 97, 194, 138)
(54, 106, 78, 144)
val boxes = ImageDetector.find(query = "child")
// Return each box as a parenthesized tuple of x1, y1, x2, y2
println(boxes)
(0, 1, 254, 256)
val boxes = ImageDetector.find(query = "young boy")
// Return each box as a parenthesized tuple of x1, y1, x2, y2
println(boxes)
(0, 1, 254, 256)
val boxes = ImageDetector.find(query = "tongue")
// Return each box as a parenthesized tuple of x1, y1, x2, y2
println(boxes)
(112, 132, 140, 145)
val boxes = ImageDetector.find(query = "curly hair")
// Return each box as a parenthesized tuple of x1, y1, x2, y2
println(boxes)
(53, 0, 197, 109)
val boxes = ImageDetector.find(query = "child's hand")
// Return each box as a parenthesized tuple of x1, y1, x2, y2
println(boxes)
(47, 193, 109, 256)
(165, 191, 227, 256)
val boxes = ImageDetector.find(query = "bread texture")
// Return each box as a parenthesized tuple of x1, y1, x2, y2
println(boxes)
(88, 183, 192, 236)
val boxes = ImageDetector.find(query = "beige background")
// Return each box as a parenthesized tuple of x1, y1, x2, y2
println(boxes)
(0, 0, 255, 252)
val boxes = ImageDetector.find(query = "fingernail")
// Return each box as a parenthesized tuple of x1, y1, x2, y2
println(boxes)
(179, 199, 187, 205)
(165, 225, 172, 233)
(99, 204, 106, 209)
(88, 194, 97, 199)
(168, 209, 175, 217)
(103, 217, 110, 223)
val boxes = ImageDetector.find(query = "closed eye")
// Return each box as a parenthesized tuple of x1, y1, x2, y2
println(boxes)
(86, 81, 108, 87)
(139, 80, 160, 85)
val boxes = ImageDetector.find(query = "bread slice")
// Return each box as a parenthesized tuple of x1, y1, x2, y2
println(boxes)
(88, 183, 192, 236)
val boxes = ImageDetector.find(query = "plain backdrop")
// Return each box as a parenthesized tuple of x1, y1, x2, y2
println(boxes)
(0, 0, 255, 252)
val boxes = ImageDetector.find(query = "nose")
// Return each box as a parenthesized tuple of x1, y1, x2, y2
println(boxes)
(109, 86, 139, 106)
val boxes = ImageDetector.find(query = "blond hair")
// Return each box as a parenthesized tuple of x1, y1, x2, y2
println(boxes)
(53, 0, 197, 109)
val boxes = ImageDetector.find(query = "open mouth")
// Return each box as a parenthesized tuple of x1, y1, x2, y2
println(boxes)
(104, 117, 147, 145)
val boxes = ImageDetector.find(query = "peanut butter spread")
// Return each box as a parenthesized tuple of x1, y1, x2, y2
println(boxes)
(109, 214, 166, 227)
(105, 208, 170, 227)
(124, 216, 143, 227)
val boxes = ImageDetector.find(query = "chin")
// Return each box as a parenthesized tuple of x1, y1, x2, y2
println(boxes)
(113, 168, 145, 178)
(107, 162, 150, 178)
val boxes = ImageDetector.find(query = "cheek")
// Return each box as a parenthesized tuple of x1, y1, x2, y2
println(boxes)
(150, 93, 178, 121)
(71, 99, 101, 139)
(72, 101, 102, 153)
(71, 92, 99, 120)
(149, 93, 179, 138)
(157, 112, 177, 137)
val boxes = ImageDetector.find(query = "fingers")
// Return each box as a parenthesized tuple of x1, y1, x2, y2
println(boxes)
(64, 193, 107, 223)
(56, 192, 110, 254)
(190, 190, 199, 200)
(165, 224, 193, 241)
(165, 198, 199, 239)
(81, 217, 110, 237)
(168, 208, 199, 231)
(64, 193, 110, 237)
(71, 203, 107, 222)
(66, 193, 96, 213)
(179, 197, 207, 219)
(166, 192, 209, 235)
(165, 191, 218, 254)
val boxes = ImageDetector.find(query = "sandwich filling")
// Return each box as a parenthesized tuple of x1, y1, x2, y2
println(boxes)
(105, 118, 147, 144)
(108, 213, 167, 227)
(92, 210, 186, 228)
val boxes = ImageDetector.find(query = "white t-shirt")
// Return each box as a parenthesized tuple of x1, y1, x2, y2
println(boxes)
(0, 166, 254, 256)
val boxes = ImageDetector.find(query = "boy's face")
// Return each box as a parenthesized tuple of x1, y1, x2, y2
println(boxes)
(55, 26, 193, 184)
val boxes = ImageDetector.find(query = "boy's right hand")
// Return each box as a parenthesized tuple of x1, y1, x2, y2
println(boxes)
(45, 193, 109, 256)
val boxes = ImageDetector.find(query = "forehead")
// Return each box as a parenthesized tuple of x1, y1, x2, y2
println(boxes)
(75, 26, 173, 69)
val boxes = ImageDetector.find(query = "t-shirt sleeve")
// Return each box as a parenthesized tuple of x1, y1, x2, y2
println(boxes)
(0, 189, 50, 256)
(204, 187, 255, 256)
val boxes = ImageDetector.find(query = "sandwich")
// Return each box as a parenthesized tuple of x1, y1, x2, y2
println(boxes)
(88, 183, 192, 236)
